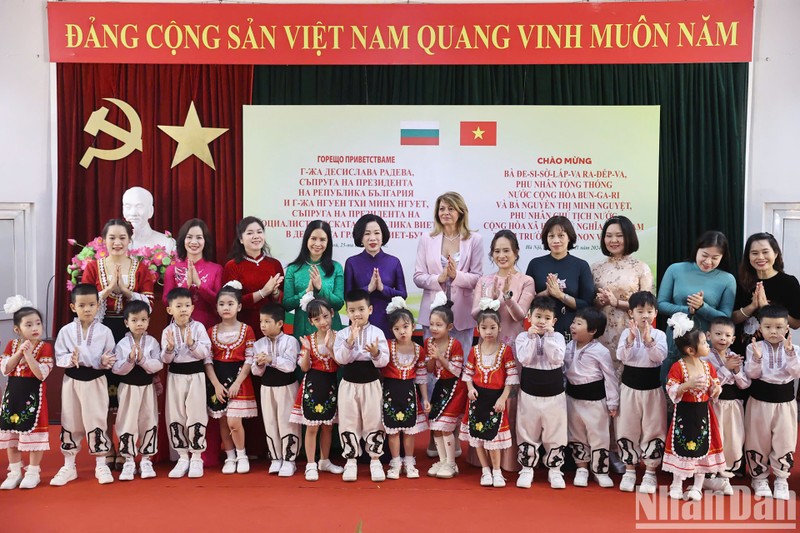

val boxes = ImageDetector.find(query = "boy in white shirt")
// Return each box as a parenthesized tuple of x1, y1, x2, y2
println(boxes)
(744, 305, 800, 500)
(251, 303, 301, 477)
(334, 289, 390, 482)
(51, 283, 116, 486)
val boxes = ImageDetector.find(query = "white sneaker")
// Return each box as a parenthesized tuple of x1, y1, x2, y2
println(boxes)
(595, 473, 614, 488)
(480, 467, 493, 486)
(685, 487, 703, 501)
(187, 459, 204, 478)
(426, 447, 438, 458)
(305, 464, 319, 482)
(773, 478, 790, 501)
(620, 471, 637, 492)
(236, 456, 250, 474)
(492, 469, 506, 488)
(342, 460, 357, 482)
(119, 461, 136, 481)
(436, 462, 458, 479)
(427, 461, 443, 477)
(50, 465, 78, 486)
(222, 458, 236, 474)
(140, 459, 156, 479)
(278, 461, 296, 477)
(638, 473, 657, 494)
(548, 469, 566, 489)
(752, 478, 772, 498)
(268, 460, 282, 474)
(717, 477, 734, 496)
(703, 476, 723, 491)
(19, 467, 41, 489)
(370, 460, 386, 482)
(318, 459, 344, 475)
(386, 458, 402, 480)
(0, 467, 23, 490)
(168, 458, 190, 479)
(403, 457, 419, 479)
(516, 467, 533, 489)
(669, 483, 684, 500)
(95, 464, 114, 484)
(574, 467, 589, 487)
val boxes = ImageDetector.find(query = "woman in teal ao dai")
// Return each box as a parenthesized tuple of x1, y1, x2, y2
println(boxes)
(283, 221, 344, 338)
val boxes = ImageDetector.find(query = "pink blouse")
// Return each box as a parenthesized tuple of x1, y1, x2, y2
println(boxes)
(163, 258, 223, 329)
(471, 272, 536, 351)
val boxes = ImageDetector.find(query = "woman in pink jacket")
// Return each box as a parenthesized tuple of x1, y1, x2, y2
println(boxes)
(414, 191, 483, 350)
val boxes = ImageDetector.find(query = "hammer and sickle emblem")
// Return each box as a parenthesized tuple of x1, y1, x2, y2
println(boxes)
(79, 98, 143, 168)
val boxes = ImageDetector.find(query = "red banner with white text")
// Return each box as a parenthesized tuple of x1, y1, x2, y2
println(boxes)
(47, 1, 753, 65)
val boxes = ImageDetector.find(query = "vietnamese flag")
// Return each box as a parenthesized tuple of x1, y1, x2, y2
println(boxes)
(460, 121, 497, 146)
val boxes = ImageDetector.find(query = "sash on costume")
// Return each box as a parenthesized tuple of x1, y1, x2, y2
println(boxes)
(341, 360, 380, 383)
(749, 379, 793, 403)
(301, 369, 337, 422)
(0, 376, 42, 433)
(65, 366, 106, 381)
(261, 366, 297, 387)
(718, 383, 746, 401)
(382, 377, 417, 429)
(207, 361, 242, 413)
(467, 384, 503, 442)
(169, 361, 205, 375)
(429, 377, 457, 421)
(670, 402, 710, 458)
(621, 365, 661, 390)
(120, 365, 154, 386)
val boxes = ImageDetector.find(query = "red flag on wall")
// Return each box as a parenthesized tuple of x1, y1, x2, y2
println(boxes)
(460, 121, 497, 146)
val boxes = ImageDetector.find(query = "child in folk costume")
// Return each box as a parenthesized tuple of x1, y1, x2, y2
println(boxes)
(515, 296, 567, 490)
(565, 307, 619, 489)
(290, 297, 345, 481)
(744, 305, 800, 501)
(333, 288, 390, 483)
(162, 287, 212, 479)
(615, 291, 668, 494)
(111, 301, 162, 481)
(461, 306, 518, 488)
(701, 316, 749, 495)
(426, 292, 468, 479)
(0, 298, 53, 490)
(250, 303, 301, 477)
(383, 298, 430, 479)
(51, 284, 117, 487)
(205, 282, 258, 475)
(662, 313, 724, 501)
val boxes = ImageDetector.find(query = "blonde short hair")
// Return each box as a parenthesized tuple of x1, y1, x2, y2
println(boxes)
(431, 191, 472, 239)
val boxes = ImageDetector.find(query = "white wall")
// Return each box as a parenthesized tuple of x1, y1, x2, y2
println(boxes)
(746, 0, 800, 272)
(0, 0, 793, 339)
(0, 0, 53, 340)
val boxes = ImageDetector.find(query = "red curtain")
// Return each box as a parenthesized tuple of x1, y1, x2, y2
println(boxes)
(55, 64, 253, 331)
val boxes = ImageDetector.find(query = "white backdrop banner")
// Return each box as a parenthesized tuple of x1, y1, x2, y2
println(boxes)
(244, 105, 659, 313)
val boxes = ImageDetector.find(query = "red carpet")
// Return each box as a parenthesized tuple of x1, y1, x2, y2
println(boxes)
(2, 427, 798, 532)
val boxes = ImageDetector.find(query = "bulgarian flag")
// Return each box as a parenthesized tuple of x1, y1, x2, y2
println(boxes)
(400, 121, 439, 145)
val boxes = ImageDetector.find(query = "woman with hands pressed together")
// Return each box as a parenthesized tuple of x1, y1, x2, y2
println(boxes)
(283, 220, 344, 339)
(344, 214, 406, 339)
(222, 217, 284, 338)
(525, 216, 595, 341)
(657, 231, 736, 383)
(163, 219, 223, 329)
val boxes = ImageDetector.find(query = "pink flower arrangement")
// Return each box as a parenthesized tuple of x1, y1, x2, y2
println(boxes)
(66, 233, 176, 290)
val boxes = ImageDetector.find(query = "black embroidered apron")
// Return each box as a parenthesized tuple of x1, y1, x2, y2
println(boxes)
(466, 385, 503, 442)
(382, 377, 417, 430)
(429, 377, 457, 421)
(207, 360, 243, 414)
(0, 376, 42, 433)
(670, 402, 710, 458)
(301, 369, 338, 422)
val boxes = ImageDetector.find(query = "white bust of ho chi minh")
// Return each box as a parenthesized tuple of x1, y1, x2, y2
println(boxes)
(122, 186, 176, 252)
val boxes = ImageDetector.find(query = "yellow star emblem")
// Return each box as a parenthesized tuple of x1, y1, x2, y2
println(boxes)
(472, 127, 485, 140)
(158, 102, 228, 170)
